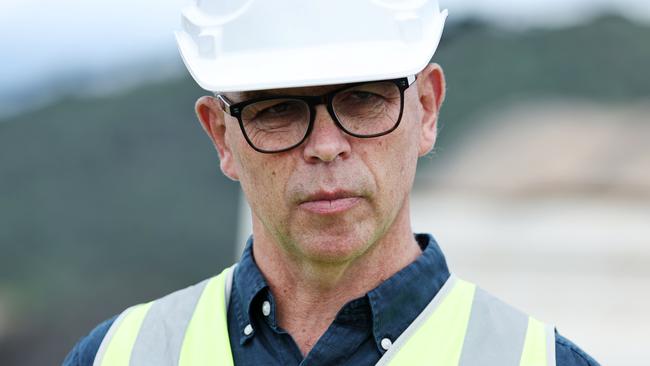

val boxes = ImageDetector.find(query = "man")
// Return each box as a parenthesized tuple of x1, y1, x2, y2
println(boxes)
(65, 1, 600, 365)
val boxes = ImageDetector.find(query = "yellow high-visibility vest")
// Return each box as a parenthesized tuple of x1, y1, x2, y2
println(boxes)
(94, 265, 555, 366)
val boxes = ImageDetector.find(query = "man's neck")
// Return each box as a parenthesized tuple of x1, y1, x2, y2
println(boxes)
(251, 210, 422, 356)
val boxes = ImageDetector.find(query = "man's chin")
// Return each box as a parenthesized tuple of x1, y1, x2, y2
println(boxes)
(291, 231, 374, 265)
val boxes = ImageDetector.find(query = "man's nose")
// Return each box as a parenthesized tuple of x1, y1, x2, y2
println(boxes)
(302, 105, 351, 163)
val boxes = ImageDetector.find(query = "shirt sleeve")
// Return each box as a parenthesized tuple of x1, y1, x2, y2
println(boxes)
(62, 315, 117, 366)
(555, 330, 601, 366)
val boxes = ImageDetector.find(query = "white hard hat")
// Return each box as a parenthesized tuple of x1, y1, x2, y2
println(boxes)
(176, 0, 448, 92)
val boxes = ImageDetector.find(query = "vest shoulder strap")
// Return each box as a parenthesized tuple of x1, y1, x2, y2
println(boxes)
(378, 276, 556, 366)
(93, 265, 235, 366)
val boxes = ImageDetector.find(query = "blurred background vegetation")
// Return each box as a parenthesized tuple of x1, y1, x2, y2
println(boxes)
(1, 8, 649, 366)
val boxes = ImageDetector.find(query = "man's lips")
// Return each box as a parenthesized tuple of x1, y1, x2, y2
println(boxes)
(299, 191, 362, 214)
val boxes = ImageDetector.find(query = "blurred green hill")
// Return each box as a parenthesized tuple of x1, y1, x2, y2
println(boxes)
(0, 78, 240, 364)
(1, 14, 649, 365)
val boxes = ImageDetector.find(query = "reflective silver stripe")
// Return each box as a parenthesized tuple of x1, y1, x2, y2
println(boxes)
(376, 275, 459, 366)
(128, 279, 211, 366)
(129, 264, 237, 365)
(377, 276, 554, 366)
(93, 306, 134, 366)
(458, 287, 529, 366)
(224, 264, 235, 309)
(546, 324, 556, 366)
(94, 265, 237, 366)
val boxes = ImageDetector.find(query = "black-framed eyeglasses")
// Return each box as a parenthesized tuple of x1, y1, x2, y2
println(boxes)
(216, 75, 417, 154)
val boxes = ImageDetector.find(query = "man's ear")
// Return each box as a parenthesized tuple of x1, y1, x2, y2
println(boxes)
(195, 96, 240, 181)
(416, 63, 446, 157)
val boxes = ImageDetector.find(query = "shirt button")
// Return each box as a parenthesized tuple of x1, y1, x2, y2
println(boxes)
(381, 338, 392, 351)
(244, 324, 253, 336)
(262, 301, 271, 317)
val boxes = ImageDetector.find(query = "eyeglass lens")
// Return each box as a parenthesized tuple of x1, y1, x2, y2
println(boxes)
(240, 81, 402, 152)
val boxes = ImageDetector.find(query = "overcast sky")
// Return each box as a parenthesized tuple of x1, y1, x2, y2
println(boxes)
(1, 0, 649, 94)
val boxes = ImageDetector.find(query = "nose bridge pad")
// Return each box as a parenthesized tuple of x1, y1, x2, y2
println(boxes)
(325, 98, 340, 128)
(311, 103, 341, 137)
(310, 95, 338, 128)
(304, 102, 351, 160)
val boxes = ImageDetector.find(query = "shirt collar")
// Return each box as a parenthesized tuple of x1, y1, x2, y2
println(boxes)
(367, 233, 450, 350)
(232, 233, 451, 348)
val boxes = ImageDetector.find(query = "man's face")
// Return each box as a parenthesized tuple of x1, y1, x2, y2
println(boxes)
(198, 65, 444, 264)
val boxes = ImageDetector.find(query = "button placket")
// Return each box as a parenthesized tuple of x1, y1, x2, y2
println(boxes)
(244, 324, 254, 336)
(262, 301, 271, 317)
(381, 338, 392, 351)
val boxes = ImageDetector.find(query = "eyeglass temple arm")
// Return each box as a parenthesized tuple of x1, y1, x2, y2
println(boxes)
(215, 94, 232, 115)
(407, 75, 417, 86)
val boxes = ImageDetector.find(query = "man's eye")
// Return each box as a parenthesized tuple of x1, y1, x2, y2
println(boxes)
(350, 91, 377, 100)
(256, 102, 296, 118)
(265, 103, 291, 114)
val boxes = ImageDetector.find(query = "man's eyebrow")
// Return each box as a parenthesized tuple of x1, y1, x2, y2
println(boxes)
(227, 90, 284, 102)
(228, 83, 348, 102)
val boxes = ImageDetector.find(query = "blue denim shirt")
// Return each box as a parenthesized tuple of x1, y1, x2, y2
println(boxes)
(64, 234, 600, 365)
